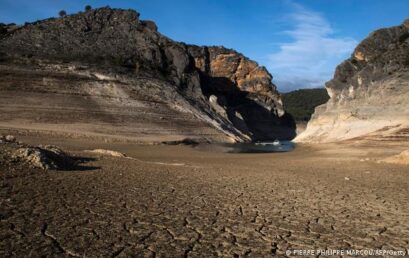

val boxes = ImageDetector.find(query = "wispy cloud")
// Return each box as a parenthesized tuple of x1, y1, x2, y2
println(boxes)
(268, 2, 357, 92)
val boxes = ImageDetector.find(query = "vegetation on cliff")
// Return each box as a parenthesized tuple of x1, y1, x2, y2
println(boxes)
(282, 88, 329, 123)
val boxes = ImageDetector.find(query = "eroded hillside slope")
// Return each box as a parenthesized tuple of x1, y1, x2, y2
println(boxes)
(296, 19, 409, 144)
(0, 8, 294, 143)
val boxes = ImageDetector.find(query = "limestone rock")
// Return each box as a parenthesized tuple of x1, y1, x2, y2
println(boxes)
(13, 145, 74, 170)
(85, 149, 126, 157)
(209, 95, 228, 118)
(297, 19, 409, 143)
(0, 7, 294, 142)
(4, 135, 16, 142)
(379, 150, 409, 165)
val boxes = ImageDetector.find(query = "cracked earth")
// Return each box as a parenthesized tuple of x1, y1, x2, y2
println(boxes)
(1, 137, 409, 257)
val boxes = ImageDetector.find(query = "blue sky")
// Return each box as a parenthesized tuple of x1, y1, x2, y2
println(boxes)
(1, 0, 409, 92)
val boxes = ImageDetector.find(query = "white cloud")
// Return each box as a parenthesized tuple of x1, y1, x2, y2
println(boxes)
(268, 3, 357, 92)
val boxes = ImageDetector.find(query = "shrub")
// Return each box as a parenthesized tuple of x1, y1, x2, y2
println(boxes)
(282, 88, 329, 122)
(58, 10, 67, 17)
(85, 5, 92, 12)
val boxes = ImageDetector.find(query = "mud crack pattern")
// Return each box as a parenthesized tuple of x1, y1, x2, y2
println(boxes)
(1, 145, 409, 257)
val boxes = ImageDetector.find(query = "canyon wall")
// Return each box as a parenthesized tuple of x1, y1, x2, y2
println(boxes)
(296, 19, 409, 143)
(0, 8, 295, 142)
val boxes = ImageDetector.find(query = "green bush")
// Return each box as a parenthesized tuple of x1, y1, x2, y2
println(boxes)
(58, 10, 67, 17)
(282, 88, 329, 122)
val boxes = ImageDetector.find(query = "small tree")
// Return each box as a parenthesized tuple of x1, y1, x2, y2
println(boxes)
(85, 5, 92, 12)
(58, 10, 67, 17)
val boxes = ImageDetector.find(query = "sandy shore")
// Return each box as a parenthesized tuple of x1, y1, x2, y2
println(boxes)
(1, 131, 408, 257)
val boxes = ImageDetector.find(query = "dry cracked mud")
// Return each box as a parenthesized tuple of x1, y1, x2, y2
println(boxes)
(1, 133, 409, 257)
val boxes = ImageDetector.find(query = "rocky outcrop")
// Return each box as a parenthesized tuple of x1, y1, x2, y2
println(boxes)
(296, 19, 409, 143)
(13, 146, 73, 170)
(379, 150, 409, 165)
(0, 135, 76, 170)
(0, 8, 294, 142)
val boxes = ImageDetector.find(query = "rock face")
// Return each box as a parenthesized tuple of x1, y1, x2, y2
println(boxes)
(296, 19, 409, 143)
(0, 8, 294, 142)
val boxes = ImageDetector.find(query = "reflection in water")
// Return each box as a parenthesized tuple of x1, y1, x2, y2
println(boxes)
(222, 141, 295, 153)
(196, 141, 295, 153)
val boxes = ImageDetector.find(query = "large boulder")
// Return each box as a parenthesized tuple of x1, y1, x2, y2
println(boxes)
(13, 145, 75, 170)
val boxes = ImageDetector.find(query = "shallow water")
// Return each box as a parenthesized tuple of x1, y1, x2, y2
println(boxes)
(196, 141, 295, 153)
(223, 141, 295, 153)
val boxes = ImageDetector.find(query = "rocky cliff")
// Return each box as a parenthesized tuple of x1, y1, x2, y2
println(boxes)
(0, 8, 294, 142)
(296, 19, 409, 143)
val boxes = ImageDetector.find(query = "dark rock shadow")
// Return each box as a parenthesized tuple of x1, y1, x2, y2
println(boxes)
(198, 74, 296, 141)
(46, 153, 100, 171)
(66, 156, 101, 171)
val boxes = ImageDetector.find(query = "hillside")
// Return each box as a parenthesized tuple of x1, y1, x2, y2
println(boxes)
(0, 7, 295, 143)
(296, 19, 409, 143)
(282, 88, 329, 123)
